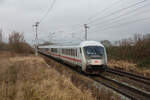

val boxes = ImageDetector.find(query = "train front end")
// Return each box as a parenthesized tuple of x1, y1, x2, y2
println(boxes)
(80, 41, 107, 73)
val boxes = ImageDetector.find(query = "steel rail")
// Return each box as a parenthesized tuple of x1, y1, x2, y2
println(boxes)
(91, 74, 150, 100)
(106, 68, 150, 85)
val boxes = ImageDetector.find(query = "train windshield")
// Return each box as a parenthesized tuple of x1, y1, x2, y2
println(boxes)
(84, 46, 104, 59)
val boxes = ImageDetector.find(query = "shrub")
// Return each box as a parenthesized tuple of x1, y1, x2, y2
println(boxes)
(0, 31, 34, 54)
(107, 34, 150, 68)
(8, 31, 33, 54)
(9, 42, 33, 54)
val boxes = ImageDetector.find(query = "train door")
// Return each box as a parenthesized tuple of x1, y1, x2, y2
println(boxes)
(77, 48, 82, 66)
(58, 48, 61, 60)
(70, 48, 73, 64)
(73, 48, 78, 66)
(80, 47, 87, 71)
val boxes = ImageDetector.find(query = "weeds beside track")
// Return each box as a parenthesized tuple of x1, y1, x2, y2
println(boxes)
(39, 52, 150, 100)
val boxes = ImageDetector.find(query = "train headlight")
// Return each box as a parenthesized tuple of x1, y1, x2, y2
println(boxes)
(88, 60, 91, 64)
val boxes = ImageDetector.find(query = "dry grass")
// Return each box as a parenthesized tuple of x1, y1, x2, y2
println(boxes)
(0, 53, 94, 100)
(0, 51, 12, 58)
(0, 52, 125, 100)
(108, 59, 150, 77)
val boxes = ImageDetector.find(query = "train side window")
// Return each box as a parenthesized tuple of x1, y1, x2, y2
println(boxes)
(69, 49, 71, 56)
(73, 49, 74, 56)
(65, 49, 68, 55)
(74, 49, 75, 56)
(71, 49, 72, 56)
(76, 49, 77, 56)
(73, 49, 75, 56)
(67, 49, 68, 55)
(66, 49, 67, 55)
(80, 48, 82, 54)
(74, 49, 76, 56)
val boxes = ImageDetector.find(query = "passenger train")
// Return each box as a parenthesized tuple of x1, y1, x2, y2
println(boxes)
(38, 41, 107, 73)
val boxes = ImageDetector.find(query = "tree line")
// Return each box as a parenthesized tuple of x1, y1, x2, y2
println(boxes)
(0, 29, 33, 54)
(104, 34, 150, 68)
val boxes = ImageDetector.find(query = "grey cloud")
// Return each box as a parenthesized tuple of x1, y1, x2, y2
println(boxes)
(0, 0, 150, 44)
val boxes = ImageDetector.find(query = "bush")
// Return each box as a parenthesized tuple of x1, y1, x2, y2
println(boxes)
(0, 31, 34, 54)
(0, 42, 9, 51)
(8, 31, 34, 54)
(9, 42, 33, 54)
(107, 34, 150, 68)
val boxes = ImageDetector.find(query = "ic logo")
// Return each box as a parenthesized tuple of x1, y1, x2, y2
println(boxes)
(94, 60, 99, 63)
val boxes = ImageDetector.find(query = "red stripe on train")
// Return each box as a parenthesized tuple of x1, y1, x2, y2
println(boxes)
(51, 53, 81, 63)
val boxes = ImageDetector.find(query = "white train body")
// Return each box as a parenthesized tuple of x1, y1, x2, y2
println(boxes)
(38, 41, 107, 73)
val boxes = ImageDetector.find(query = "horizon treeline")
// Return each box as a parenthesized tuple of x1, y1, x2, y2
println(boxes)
(0, 30, 33, 54)
(106, 34, 150, 68)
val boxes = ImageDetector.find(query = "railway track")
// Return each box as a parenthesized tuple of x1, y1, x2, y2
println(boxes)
(91, 74, 150, 100)
(39, 52, 150, 100)
(106, 68, 150, 85)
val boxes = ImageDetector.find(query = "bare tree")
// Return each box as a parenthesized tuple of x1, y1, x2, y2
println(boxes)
(134, 34, 142, 43)
(8, 31, 27, 53)
(9, 31, 25, 44)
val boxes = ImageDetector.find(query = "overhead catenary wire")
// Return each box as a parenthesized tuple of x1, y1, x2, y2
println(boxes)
(69, 0, 119, 34)
(33, 0, 57, 55)
(71, 0, 122, 34)
(91, 10, 150, 32)
(39, 0, 57, 23)
(87, 0, 122, 22)
(87, 0, 147, 24)
(90, 16, 150, 33)
(70, 23, 84, 34)
(90, 1, 150, 30)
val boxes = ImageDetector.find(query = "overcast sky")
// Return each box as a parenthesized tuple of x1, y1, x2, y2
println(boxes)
(0, 0, 150, 44)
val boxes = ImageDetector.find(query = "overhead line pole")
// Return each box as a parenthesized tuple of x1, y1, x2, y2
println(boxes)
(84, 24, 90, 40)
(33, 22, 40, 56)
